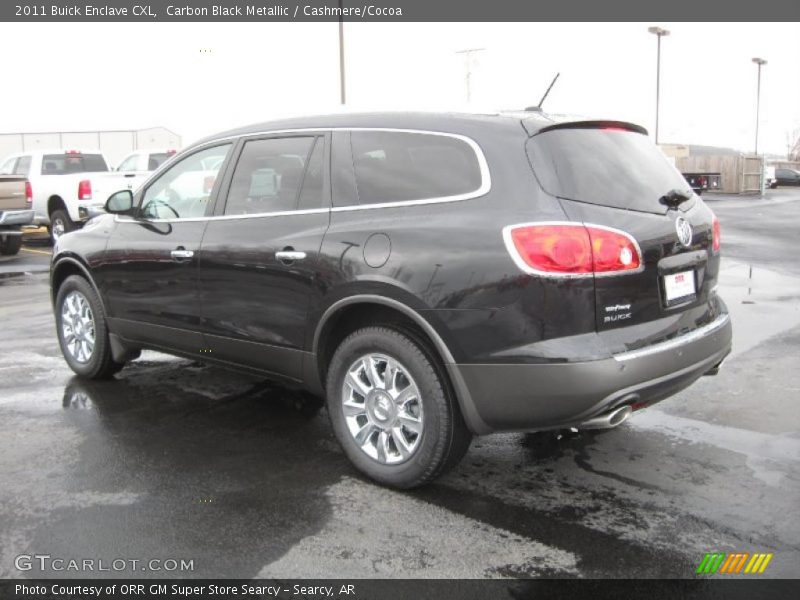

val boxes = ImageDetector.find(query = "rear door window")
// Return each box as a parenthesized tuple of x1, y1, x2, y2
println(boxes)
(348, 131, 483, 205)
(224, 136, 317, 216)
(41, 153, 108, 175)
(526, 128, 690, 214)
(297, 138, 326, 210)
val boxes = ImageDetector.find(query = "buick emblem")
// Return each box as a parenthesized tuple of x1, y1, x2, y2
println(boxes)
(675, 217, 693, 247)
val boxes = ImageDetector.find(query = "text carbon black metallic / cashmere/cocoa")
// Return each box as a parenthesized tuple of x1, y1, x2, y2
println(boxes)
(50, 111, 732, 488)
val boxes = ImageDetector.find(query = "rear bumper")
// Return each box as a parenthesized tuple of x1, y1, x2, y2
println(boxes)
(449, 312, 732, 434)
(0, 209, 35, 228)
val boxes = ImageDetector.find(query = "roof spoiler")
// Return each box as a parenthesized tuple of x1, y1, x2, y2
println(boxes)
(523, 119, 648, 137)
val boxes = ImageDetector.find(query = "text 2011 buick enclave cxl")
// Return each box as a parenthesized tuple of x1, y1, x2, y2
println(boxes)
(50, 111, 732, 488)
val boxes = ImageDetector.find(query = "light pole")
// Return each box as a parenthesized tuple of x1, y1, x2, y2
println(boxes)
(752, 57, 767, 155)
(648, 26, 670, 144)
(338, 0, 346, 104)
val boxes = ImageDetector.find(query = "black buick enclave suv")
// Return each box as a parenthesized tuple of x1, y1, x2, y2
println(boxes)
(51, 111, 732, 487)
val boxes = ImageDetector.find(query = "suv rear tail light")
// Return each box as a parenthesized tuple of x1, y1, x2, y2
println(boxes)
(78, 180, 92, 200)
(503, 223, 642, 276)
(25, 181, 32, 204)
(712, 215, 721, 252)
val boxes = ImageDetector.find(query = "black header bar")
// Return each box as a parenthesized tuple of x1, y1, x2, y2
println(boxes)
(3, 0, 800, 22)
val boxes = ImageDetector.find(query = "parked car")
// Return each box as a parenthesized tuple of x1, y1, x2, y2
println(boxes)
(115, 148, 178, 174)
(0, 150, 150, 243)
(50, 112, 732, 488)
(771, 167, 800, 188)
(0, 174, 34, 255)
(682, 172, 721, 195)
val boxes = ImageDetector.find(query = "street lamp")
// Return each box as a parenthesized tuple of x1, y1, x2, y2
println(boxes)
(752, 57, 767, 155)
(648, 26, 670, 144)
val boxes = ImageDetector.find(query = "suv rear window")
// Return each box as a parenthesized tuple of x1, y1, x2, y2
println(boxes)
(526, 128, 690, 214)
(41, 153, 108, 175)
(350, 131, 482, 205)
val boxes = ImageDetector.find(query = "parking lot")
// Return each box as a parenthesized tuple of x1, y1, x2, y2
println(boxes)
(1, 190, 798, 579)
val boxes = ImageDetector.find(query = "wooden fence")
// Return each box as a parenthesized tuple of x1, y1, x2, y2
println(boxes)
(674, 155, 764, 194)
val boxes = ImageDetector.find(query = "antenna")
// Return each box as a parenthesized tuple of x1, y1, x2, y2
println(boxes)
(538, 72, 560, 109)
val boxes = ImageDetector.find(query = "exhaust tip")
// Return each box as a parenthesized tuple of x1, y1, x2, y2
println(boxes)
(579, 404, 633, 430)
(608, 405, 632, 427)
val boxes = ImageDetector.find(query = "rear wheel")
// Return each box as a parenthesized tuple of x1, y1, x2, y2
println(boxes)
(326, 326, 471, 488)
(50, 209, 75, 243)
(0, 235, 22, 255)
(55, 275, 124, 379)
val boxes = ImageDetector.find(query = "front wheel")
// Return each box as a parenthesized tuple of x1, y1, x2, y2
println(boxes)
(55, 275, 124, 379)
(326, 326, 472, 488)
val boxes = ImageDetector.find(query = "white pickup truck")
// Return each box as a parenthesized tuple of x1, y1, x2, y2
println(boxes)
(0, 150, 150, 242)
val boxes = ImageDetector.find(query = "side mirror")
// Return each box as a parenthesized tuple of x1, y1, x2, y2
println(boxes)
(105, 190, 134, 214)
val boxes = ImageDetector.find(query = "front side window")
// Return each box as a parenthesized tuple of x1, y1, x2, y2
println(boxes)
(350, 131, 483, 205)
(140, 144, 231, 220)
(224, 137, 316, 216)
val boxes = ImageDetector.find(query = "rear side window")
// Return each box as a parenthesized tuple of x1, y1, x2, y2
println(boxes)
(224, 136, 316, 215)
(350, 131, 483, 205)
(526, 128, 690, 214)
(41, 153, 108, 175)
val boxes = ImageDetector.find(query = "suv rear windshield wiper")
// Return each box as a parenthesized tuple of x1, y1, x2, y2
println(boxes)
(659, 188, 693, 209)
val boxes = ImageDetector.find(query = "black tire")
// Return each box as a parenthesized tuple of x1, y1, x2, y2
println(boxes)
(49, 209, 76, 244)
(326, 326, 472, 488)
(0, 235, 22, 255)
(55, 275, 124, 379)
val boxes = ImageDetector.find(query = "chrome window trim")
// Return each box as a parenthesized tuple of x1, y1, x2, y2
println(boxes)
(613, 313, 730, 362)
(115, 127, 491, 224)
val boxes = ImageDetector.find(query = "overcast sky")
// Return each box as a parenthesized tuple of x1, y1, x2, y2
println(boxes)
(1, 22, 798, 155)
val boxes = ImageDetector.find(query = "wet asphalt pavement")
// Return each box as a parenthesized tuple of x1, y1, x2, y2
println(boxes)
(0, 190, 798, 580)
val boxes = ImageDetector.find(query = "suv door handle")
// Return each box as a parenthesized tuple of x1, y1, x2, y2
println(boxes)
(275, 250, 306, 263)
(170, 248, 194, 261)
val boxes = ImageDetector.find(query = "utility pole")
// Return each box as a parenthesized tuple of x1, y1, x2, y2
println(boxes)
(455, 47, 485, 103)
(338, 0, 346, 104)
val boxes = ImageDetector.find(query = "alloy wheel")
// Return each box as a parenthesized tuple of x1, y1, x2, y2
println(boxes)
(341, 353, 424, 464)
(60, 291, 96, 363)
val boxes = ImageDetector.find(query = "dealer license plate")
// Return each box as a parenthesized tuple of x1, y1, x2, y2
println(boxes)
(663, 270, 696, 304)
